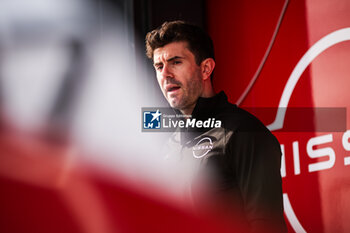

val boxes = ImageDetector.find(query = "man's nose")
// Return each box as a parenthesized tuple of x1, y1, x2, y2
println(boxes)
(161, 64, 174, 79)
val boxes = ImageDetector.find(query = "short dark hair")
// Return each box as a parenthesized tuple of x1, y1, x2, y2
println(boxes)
(145, 20, 215, 65)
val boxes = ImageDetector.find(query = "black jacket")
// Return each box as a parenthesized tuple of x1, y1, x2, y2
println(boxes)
(165, 91, 287, 232)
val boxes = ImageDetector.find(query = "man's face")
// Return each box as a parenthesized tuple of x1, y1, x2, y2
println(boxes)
(153, 41, 203, 113)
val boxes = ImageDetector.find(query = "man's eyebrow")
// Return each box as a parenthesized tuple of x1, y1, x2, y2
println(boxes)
(154, 56, 184, 66)
(153, 61, 162, 67)
(166, 56, 184, 62)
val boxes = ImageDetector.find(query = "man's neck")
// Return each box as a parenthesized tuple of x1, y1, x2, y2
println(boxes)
(180, 91, 216, 116)
(201, 87, 215, 98)
(180, 105, 195, 116)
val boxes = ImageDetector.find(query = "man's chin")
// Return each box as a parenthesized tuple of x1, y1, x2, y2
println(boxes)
(168, 99, 183, 110)
(169, 102, 181, 109)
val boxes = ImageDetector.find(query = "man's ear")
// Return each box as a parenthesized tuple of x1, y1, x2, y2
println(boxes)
(201, 58, 215, 81)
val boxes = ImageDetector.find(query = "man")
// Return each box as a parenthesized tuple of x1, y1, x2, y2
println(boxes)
(145, 21, 287, 232)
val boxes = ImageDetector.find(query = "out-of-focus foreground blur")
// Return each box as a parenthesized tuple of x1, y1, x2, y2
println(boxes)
(0, 0, 225, 232)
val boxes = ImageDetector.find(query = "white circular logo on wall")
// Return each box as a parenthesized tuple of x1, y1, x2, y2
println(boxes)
(266, 27, 350, 233)
(192, 137, 213, 158)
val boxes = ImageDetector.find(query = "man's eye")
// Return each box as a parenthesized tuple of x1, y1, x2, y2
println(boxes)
(155, 66, 163, 70)
(174, 60, 182, 65)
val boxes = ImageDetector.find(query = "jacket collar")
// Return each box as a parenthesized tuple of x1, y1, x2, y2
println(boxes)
(174, 91, 228, 145)
(191, 91, 228, 120)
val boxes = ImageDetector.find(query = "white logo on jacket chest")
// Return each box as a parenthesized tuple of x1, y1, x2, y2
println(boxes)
(192, 137, 213, 158)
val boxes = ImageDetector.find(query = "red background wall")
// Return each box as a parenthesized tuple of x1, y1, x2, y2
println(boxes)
(207, 0, 350, 232)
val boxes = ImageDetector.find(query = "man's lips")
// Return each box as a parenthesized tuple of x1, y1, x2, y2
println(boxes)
(165, 85, 181, 93)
